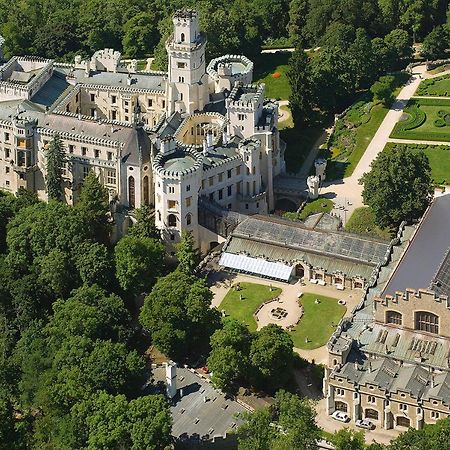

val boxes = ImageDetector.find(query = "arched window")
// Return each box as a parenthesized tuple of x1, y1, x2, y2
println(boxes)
(396, 417, 410, 428)
(157, 211, 161, 221)
(386, 311, 402, 326)
(128, 176, 135, 208)
(415, 311, 439, 334)
(186, 213, 192, 226)
(334, 401, 347, 412)
(180, 33, 185, 42)
(168, 214, 176, 227)
(365, 409, 379, 420)
(143, 175, 149, 205)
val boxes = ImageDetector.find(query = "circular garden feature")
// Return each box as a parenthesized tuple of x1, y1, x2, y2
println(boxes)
(434, 110, 450, 127)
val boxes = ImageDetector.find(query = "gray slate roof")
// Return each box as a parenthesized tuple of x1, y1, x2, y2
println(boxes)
(382, 194, 450, 297)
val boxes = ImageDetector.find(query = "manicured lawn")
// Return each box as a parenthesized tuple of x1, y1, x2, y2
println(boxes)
(289, 294, 345, 350)
(416, 74, 450, 96)
(384, 142, 450, 185)
(284, 197, 334, 221)
(253, 52, 291, 100)
(345, 207, 393, 240)
(219, 282, 282, 332)
(390, 98, 450, 142)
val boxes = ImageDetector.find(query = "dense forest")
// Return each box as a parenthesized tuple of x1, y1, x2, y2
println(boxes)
(0, 0, 448, 64)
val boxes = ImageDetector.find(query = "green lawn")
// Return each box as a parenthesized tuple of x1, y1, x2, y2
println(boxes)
(219, 282, 282, 332)
(384, 142, 450, 185)
(345, 207, 393, 240)
(390, 98, 450, 142)
(416, 74, 450, 96)
(289, 294, 345, 349)
(283, 197, 334, 221)
(253, 53, 291, 100)
(279, 105, 293, 130)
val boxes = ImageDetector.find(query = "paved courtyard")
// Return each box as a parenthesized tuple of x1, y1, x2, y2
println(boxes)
(255, 295, 302, 330)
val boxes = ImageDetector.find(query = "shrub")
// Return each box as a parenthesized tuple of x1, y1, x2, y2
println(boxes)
(435, 118, 446, 127)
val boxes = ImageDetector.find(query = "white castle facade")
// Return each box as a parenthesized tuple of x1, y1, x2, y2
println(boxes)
(0, 9, 284, 251)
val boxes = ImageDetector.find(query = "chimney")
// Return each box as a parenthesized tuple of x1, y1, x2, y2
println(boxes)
(166, 361, 177, 399)
(222, 129, 229, 145)
(206, 130, 214, 151)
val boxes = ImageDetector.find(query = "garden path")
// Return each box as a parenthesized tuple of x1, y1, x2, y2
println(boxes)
(388, 138, 450, 146)
(318, 65, 428, 223)
(277, 100, 292, 124)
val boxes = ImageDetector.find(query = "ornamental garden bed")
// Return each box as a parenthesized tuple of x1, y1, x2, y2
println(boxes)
(390, 98, 450, 142)
(416, 74, 450, 96)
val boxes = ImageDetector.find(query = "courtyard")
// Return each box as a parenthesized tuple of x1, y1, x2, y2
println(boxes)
(212, 274, 359, 361)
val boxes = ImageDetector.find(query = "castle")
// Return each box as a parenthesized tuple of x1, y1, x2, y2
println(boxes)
(0, 9, 284, 251)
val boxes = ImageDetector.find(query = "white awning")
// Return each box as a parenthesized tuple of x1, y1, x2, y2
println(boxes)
(219, 252, 293, 281)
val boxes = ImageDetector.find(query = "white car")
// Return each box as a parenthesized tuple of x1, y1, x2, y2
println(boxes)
(356, 419, 375, 430)
(331, 411, 350, 423)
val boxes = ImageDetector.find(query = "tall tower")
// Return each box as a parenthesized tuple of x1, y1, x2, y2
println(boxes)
(166, 10, 208, 115)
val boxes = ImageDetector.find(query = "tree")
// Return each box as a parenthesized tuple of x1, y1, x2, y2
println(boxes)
(333, 428, 365, 450)
(122, 12, 160, 58)
(38, 249, 76, 298)
(140, 270, 220, 359)
(76, 171, 110, 243)
(74, 241, 113, 289)
(287, 48, 314, 126)
(176, 231, 200, 275)
(0, 394, 16, 449)
(249, 324, 293, 389)
(384, 29, 413, 67)
(370, 75, 395, 106)
(237, 408, 276, 450)
(360, 146, 433, 227)
(70, 391, 172, 450)
(114, 235, 164, 296)
(421, 26, 449, 59)
(45, 134, 66, 202)
(129, 205, 160, 240)
(207, 318, 252, 391)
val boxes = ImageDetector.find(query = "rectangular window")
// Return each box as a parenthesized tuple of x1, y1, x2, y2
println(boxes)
(177, 62, 186, 68)
(368, 396, 376, 404)
(227, 169, 232, 178)
(83, 165, 90, 179)
(111, 111, 117, 120)
(399, 404, 408, 412)
(227, 185, 232, 196)
(106, 170, 116, 185)
(4, 133, 10, 142)
(90, 93, 95, 102)
(162, 100, 166, 109)
(218, 172, 223, 182)
(91, 108, 96, 117)
(5, 148, 10, 158)
(201, 179, 205, 190)
(148, 99, 153, 107)
(5, 180, 9, 186)
(5, 167, 9, 173)
(238, 113, 245, 121)
(336, 388, 345, 396)
(186, 184, 191, 192)
(168, 200, 177, 209)
(208, 176, 214, 186)
(68, 144, 74, 154)
(124, 101, 129, 106)
(218, 189, 223, 200)
(431, 411, 440, 420)
(81, 147, 87, 156)
(111, 95, 117, 104)
(94, 149, 100, 158)
(107, 151, 112, 161)
(186, 196, 192, 207)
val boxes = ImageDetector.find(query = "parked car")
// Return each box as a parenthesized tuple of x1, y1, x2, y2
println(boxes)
(356, 419, 375, 430)
(331, 411, 350, 423)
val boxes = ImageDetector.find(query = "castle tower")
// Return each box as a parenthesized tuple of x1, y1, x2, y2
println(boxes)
(166, 10, 208, 115)
(314, 158, 327, 182)
(307, 175, 320, 200)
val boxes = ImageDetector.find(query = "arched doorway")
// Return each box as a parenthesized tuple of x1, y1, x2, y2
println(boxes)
(128, 176, 135, 208)
(335, 401, 347, 412)
(143, 175, 149, 205)
(365, 409, 379, 420)
(396, 416, 410, 428)
(295, 264, 305, 278)
(168, 214, 176, 227)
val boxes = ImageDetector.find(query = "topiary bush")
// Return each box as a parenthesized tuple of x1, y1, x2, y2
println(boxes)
(435, 118, 446, 127)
